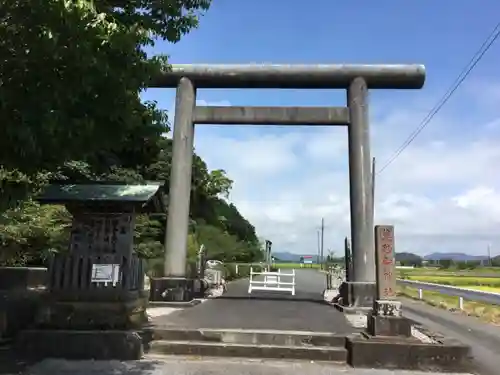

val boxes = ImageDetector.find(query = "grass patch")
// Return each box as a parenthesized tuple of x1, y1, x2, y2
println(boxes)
(398, 285, 500, 325)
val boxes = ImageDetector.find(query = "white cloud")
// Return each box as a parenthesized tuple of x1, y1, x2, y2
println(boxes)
(175, 89, 500, 257)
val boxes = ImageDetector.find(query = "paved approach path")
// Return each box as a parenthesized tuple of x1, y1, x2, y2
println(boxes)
(153, 269, 355, 334)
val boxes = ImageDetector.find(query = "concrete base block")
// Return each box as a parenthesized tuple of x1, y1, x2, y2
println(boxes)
(149, 277, 201, 302)
(336, 281, 376, 310)
(148, 340, 347, 362)
(346, 333, 473, 372)
(148, 327, 347, 347)
(15, 329, 143, 360)
(367, 314, 412, 337)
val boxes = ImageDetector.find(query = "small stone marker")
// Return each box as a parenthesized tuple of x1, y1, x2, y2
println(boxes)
(374, 225, 396, 300)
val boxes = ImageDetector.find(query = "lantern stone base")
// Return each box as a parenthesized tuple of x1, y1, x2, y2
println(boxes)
(15, 292, 149, 360)
(33, 292, 149, 330)
(16, 329, 143, 360)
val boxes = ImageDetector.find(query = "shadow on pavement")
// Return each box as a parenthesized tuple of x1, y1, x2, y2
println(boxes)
(0, 344, 36, 375)
(25, 359, 163, 375)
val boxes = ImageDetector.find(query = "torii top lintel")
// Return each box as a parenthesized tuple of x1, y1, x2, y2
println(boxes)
(150, 64, 426, 90)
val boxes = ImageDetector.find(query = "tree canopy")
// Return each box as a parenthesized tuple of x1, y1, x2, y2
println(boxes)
(0, 0, 263, 269)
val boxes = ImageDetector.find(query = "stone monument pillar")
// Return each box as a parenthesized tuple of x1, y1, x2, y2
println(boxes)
(367, 225, 411, 337)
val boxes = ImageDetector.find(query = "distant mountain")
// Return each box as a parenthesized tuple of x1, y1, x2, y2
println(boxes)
(396, 252, 422, 262)
(272, 251, 489, 263)
(423, 252, 489, 261)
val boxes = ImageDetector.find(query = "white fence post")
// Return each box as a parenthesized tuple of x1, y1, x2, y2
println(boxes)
(248, 267, 253, 293)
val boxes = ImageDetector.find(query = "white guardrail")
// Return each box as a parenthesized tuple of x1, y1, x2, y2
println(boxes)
(397, 279, 500, 310)
(248, 268, 296, 295)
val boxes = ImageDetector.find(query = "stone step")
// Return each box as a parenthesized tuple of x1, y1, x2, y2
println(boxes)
(146, 327, 346, 347)
(148, 340, 348, 362)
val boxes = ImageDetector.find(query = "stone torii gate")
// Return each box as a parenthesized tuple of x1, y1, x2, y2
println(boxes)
(150, 64, 426, 306)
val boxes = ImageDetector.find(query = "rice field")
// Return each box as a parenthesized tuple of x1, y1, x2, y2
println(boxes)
(397, 268, 500, 324)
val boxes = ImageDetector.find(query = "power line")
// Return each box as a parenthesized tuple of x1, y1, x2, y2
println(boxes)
(377, 21, 500, 175)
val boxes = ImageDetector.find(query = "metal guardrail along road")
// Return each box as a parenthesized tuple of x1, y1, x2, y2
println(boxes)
(248, 268, 296, 295)
(397, 279, 500, 310)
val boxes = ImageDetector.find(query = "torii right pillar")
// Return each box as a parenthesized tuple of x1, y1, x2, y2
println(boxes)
(341, 77, 377, 312)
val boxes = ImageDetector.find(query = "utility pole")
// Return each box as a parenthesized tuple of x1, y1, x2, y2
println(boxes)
(487, 243, 492, 266)
(320, 218, 325, 269)
(317, 230, 321, 264)
(371, 157, 376, 218)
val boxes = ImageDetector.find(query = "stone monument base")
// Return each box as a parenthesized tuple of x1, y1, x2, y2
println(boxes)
(367, 300, 411, 337)
(149, 277, 201, 302)
(367, 314, 412, 337)
(333, 281, 376, 314)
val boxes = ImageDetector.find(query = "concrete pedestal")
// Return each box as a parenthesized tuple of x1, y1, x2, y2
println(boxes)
(335, 281, 376, 313)
(149, 277, 201, 302)
(348, 299, 471, 371)
(346, 332, 473, 372)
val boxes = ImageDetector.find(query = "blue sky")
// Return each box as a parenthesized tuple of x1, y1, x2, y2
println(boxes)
(142, 0, 500, 257)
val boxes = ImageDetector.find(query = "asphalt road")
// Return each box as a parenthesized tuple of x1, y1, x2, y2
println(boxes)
(402, 297, 500, 375)
(222, 267, 329, 301)
(153, 269, 355, 333)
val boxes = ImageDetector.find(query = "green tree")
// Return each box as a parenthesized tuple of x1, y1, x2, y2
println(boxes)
(0, 0, 211, 207)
